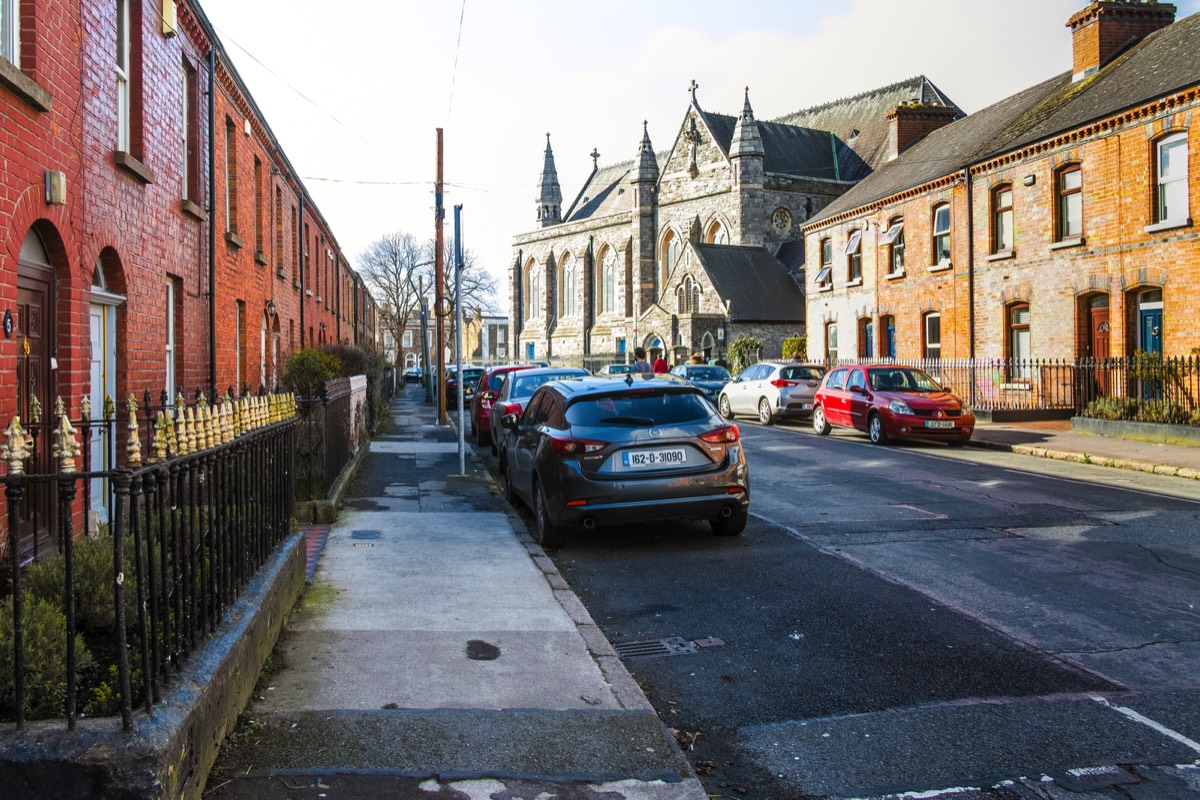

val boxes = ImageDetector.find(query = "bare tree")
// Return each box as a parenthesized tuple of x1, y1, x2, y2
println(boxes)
(420, 237, 498, 359)
(357, 232, 428, 369)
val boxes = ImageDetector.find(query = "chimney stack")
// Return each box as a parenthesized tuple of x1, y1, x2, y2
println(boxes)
(1068, 1, 1175, 82)
(886, 104, 959, 161)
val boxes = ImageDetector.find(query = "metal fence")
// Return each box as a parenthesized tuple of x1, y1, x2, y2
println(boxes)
(1, 392, 296, 731)
(822, 354, 1200, 422)
(294, 377, 364, 501)
(546, 352, 627, 373)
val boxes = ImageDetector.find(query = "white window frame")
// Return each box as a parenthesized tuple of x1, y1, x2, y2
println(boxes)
(165, 281, 177, 400)
(845, 230, 862, 282)
(600, 249, 615, 314)
(815, 238, 833, 286)
(2, 0, 20, 66)
(932, 204, 951, 264)
(1058, 166, 1083, 239)
(180, 63, 190, 200)
(826, 322, 838, 363)
(993, 185, 1013, 252)
(235, 301, 244, 391)
(1156, 133, 1188, 223)
(402, 329, 413, 348)
(924, 312, 942, 361)
(116, 0, 131, 152)
(881, 219, 905, 275)
(560, 255, 577, 318)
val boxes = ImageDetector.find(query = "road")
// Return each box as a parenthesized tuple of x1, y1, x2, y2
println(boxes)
(483, 416, 1200, 799)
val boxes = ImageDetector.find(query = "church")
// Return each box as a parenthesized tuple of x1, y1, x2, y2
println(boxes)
(510, 78, 961, 366)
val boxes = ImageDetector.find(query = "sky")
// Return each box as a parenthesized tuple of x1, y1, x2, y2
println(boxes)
(197, 0, 1200, 312)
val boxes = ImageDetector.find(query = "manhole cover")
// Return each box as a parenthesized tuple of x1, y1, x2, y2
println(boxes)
(352, 530, 381, 540)
(614, 636, 699, 659)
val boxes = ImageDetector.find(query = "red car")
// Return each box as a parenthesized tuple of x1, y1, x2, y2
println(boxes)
(812, 365, 974, 446)
(470, 364, 537, 448)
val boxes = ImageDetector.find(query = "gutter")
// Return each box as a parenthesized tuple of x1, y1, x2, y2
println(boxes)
(207, 47, 217, 399)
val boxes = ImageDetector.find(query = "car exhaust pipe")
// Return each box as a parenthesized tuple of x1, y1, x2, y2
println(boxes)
(582, 517, 597, 531)
(720, 505, 734, 519)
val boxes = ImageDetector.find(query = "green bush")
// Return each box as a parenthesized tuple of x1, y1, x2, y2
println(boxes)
(319, 343, 392, 433)
(0, 593, 94, 720)
(283, 348, 340, 396)
(22, 530, 146, 636)
(1083, 396, 1194, 425)
(727, 335, 763, 376)
(781, 335, 807, 361)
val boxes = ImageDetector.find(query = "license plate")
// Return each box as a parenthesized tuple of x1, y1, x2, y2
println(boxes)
(621, 447, 687, 469)
(799, 403, 811, 410)
(925, 420, 955, 429)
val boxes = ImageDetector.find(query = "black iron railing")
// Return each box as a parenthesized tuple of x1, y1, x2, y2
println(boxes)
(1, 392, 296, 731)
(294, 377, 363, 501)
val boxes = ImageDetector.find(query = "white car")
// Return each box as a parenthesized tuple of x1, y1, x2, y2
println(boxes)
(718, 361, 826, 425)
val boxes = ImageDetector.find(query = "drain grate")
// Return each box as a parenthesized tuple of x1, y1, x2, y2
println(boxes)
(614, 636, 700, 659)
(351, 530, 381, 540)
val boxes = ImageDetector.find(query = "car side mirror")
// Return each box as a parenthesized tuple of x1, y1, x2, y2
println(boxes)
(481, 391, 496, 401)
(500, 413, 521, 431)
(941, 385, 952, 393)
(849, 385, 865, 395)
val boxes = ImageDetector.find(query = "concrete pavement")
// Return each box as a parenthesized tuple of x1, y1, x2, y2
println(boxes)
(206, 390, 706, 799)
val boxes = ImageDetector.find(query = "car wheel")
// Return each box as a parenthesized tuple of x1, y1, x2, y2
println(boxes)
(711, 506, 748, 536)
(502, 456, 518, 504)
(868, 414, 889, 445)
(758, 398, 775, 426)
(490, 433, 498, 457)
(812, 406, 831, 436)
(718, 395, 734, 419)
(948, 437, 969, 448)
(533, 479, 567, 549)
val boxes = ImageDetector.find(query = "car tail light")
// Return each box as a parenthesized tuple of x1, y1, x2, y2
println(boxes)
(503, 402, 522, 416)
(699, 424, 740, 444)
(549, 436, 607, 456)
(770, 378, 798, 388)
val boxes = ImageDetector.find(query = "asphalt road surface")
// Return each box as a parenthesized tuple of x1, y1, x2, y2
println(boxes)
(489, 417, 1200, 799)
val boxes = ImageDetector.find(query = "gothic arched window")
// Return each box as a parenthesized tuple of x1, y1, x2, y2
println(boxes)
(559, 253, 577, 318)
(598, 248, 615, 314)
(661, 229, 682, 287)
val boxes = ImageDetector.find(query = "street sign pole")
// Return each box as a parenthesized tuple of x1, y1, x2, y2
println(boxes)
(454, 204, 466, 476)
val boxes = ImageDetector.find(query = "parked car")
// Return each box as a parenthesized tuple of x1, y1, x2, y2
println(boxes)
(812, 364, 975, 446)
(596, 363, 634, 376)
(498, 374, 749, 547)
(718, 361, 826, 425)
(489, 367, 591, 457)
(402, 367, 423, 385)
(469, 363, 537, 447)
(670, 364, 731, 403)
(443, 366, 486, 408)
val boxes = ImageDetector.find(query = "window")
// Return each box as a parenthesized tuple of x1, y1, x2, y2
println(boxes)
(599, 248, 615, 314)
(847, 369, 866, 392)
(815, 237, 833, 287)
(879, 314, 896, 359)
(559, 254, 577, 317)
(1057, 165, 1082, 239)
(992, 184, 1013, 252)
(1, 0, 19, 65)
(880, 218, 905, 275)
(825, 368, 847, 391)
(1156, 133, 1188, 223)
(275, 187, 284, 270)
(116, 0, 131, 151)
(858, 318, 873, 358)
(677, 276, 700, 314)
(662, 230, 682, 286)
(1007, 303, 1031, 379)
(826, 322, 838, 363)
(235, 300, 246, 390)
(931, 203, 951, 264)
(526, 267, 541, 320)
(705, 220, 729, 244)
(845, 230, 862, 283)
(923, 312, 941, 360)
(402, 330, 413, 348)
(225, 118, 238, 234)
(290, 206, 298, 276)
(181, 63, 192, 200)
(254, 157, 264, 254)
(165, 279, 179, 400)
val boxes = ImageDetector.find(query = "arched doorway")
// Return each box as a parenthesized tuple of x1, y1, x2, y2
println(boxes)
(16, 227, 59, 563)
(89, 252, 126, 525)
(701, 332, 715, 361)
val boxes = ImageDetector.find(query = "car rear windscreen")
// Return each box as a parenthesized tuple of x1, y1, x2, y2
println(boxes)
(566, 391, 713, 426)
(781, 366, 823, 381)
(686, 367, 729, 381)
(511, 371, 586, 397)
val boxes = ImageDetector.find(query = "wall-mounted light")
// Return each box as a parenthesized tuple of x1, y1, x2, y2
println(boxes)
(161, 0, 178, 37)
(1023, 175, 1036, 187)
(265, 299, 277, 317)
(243, 119, 252, 138)
(44, 170, 66, 206)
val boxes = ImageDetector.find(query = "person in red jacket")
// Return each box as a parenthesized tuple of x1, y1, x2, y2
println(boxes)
(652, 355, 669, 374)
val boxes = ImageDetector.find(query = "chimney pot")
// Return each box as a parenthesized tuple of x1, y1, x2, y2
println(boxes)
(1068, 1, 1176, 82)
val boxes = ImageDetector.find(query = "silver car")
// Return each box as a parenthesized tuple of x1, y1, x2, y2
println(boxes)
(596, 363, 634, 376)
(718, 361, 826, 425)
(499, 374, 750, 547)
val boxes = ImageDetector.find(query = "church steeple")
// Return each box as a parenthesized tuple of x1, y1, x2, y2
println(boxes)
(536, 133, 562, 227)
(730, 87, 764, 160)
(634, 120, 659, 184)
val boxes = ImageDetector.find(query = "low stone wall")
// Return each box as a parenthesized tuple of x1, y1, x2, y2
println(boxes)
(1071, 416, 1200, 446)
(0, 532, 307, 800)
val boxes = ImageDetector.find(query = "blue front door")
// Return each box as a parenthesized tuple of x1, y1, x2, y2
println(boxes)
(526, 342, 535, 360)
(1140, 309, 1163, 355)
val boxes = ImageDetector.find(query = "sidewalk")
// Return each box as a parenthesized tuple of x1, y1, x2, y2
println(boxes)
(969, 419, 1200, 480)
(206, 390, 705, 799)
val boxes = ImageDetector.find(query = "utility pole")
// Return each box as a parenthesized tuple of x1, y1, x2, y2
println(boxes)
(454, 204, 465, 476)
(434, 128, 447, 426)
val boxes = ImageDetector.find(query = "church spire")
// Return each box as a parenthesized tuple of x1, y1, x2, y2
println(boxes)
(730, 87, 764, 159)
(536, 133, 562, 227)
(634, 120, 659, 184)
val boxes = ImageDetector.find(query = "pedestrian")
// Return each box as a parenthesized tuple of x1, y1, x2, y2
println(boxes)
(653, 354, 669, 374)
(632, 347, 652, 374)
(689, 353, 704, 365)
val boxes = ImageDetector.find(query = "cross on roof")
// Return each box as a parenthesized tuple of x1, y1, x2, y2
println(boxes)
(688, 79, 699, 102)
(590, 148, 600, 167)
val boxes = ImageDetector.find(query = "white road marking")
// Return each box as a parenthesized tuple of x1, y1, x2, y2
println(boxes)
(1092, 696, 1200, 754)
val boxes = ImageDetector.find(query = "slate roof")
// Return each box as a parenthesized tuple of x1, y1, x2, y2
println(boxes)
(776, 76, 960, 174)
(692, 244, 804, 322)
(701, 112, 868, 182)
(810, 12, 1200, 225)
(773, 241, 807, 271)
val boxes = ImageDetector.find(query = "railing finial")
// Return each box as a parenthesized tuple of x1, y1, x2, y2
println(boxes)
(53, 409, 81, 473)
(80, 394, 92, 421)
(126, 394, 142, 467)
(2, 416, 33, 475)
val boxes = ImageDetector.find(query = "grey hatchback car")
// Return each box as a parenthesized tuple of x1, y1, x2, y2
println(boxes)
(499, 374, 750, 547)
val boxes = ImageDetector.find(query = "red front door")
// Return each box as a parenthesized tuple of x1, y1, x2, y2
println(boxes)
(15, 274, 56, 566)
(1090, 306, 1110, 394)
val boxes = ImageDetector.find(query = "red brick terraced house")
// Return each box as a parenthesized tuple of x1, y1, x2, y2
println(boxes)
(804, 1, 1199, 383)
(2, 0, 374, 563)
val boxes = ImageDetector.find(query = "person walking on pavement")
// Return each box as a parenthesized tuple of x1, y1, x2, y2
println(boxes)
(632, 347, 653, 373)
(652, 354, 669, 374)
